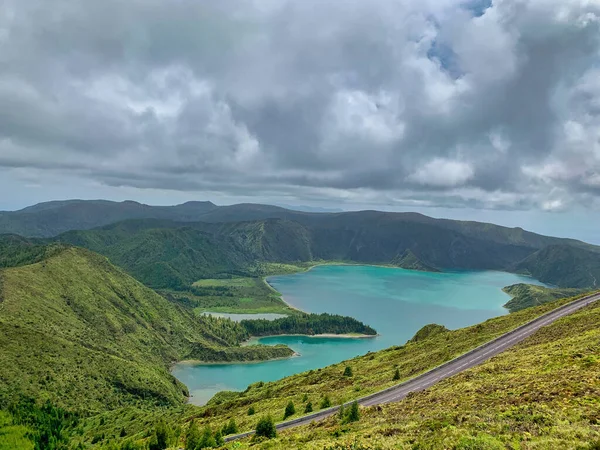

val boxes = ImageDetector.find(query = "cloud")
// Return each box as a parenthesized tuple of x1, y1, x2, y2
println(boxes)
(0, 0, 600, 210)
(409, 158, 474, 187)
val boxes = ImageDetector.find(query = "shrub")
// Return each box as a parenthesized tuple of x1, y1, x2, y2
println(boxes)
(198, 426, 216, 448)
(185, 420, 201, 450)
(248, 406, 255, 416)
(393, 368, 400, 381)
(302, 393, 309, 402)
(304, 402, 313, 413)
(343, 401, 360, 424)
(222, 418, 238, 435)
(255, 416, 277, 439)
(320, 395, 332, 409)
(283, 401, 296, 420)
(343, 366, 353, 377)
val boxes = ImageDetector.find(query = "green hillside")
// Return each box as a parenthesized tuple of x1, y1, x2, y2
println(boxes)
(514, 244, 600, 288)
(0, 247, 295, 415)
(503, 283, 589, 312)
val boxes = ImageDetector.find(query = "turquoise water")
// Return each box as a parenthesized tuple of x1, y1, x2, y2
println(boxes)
(173, 265, 545, 405)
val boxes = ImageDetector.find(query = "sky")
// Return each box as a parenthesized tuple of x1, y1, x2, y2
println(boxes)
(1, 0, 600, 243)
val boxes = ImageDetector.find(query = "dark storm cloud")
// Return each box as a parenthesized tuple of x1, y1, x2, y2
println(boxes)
(1, 0, 600, 210)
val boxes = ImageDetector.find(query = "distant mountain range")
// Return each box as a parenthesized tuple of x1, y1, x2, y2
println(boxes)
(2, 199, 600, 289)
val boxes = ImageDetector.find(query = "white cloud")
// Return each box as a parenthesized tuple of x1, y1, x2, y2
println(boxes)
(409, 158, 474, 187)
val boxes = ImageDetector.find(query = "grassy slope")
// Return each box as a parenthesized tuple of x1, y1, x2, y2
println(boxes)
(246, 298, 600, 449)
(503, 283, 589, 312)
(0, 248, 294, 414)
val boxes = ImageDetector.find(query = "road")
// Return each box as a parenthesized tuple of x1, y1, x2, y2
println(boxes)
(225, 292, 600, 442)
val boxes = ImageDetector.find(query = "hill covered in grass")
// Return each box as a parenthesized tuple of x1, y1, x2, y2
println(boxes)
(503, 283, 589, 312)
(0, 246, 296, 415)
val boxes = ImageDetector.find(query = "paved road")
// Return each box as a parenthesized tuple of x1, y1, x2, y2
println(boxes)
(226, 292, 600, 442)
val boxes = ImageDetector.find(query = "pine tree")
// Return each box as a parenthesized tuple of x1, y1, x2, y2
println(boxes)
(283, 400, 296, 420)
(393, 368, 400, 381)
(214, 430, 224, 447)
(255, 416, 277, 439)
(198, 426, 216, 448)
(248, 406, 255, 416)
(185, 420, 201, 450)
(320, 395, 332, 409)
(343, 366, 353, 377)
(344, 401, 360, 424)
(301, 393, 308, 402)
(304, 402, 313, 413)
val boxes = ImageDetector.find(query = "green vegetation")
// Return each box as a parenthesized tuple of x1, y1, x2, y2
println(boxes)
(503, 283, 589, 312)
(283, 401, 296, 420)
(343, 366, 353, 377)
(163, 276, 293, 314)
(320, 396, 332, 409)
(408, 323, 450, 343)
(0, 411, 33, 450)
(241, 313, 377, 337)
(0, 247, 296, 416)
(514, 244, 600, 288)
(254, 416, 276, 439)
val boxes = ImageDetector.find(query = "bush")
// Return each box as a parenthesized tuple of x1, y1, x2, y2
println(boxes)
(302, 393, 309, 402)
(343, 366, 353, 377)
(255, 416, 277, 439)
(304, 402, 313, 413)
(283, 401, 296, 420)
(185, 420, 201, 450)
(320, 395, 332, 409)
(148, 421, 171, 450)
(343, 401, 360, 424)
(248, 406, 255, 416)
(393, 368, 400, 381)
(222, 418, 238, 435)
(198, 426, 216, 448)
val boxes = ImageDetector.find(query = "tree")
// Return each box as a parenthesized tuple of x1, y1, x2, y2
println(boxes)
(198, 426, 216, 448)
(120, 427, 127, 438)
(149, 421, 171, 450)
(248, 406, 255, 416)
(343, 366, 353, 377)
(320, 395, 332, 409)
(343, 401, 360, 424)
(283, 401, 296, 420)
(393, 368, 400, 381)
(222, 418, 238, 435)
(304, 402, 313, 413)
(255, 416, 277, 439)
(338, 403, 345, 420)
(185, 420, 201, 450)
(214, 430, 224, 447)
(301, 393, 308, 402)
